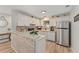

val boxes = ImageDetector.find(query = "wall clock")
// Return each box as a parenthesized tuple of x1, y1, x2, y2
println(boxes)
(0, 16, 8, 28)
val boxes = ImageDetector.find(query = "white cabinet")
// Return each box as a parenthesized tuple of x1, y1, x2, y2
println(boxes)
(30, 18, 41, 26)
(17, 14, 25, 26)
(17, 13, 40, 26)
(39, 32, 48, 40)
(49, 17, 57, 26)
(17, 13, 41, 26)
(34, 19, 40, 26)
(17, 13, 30, 26)
(17, 13, 33, 26)
(39, 31, 55, 41)
(49, 16, 70, 26)
(24, 16, 31, 26)
(48, 31, 55, 41)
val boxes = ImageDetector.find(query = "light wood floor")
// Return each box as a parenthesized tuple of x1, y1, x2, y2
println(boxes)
(0, 41, 71, 53)
(0, 41, 15, 53)
(46, 40, 71, 53)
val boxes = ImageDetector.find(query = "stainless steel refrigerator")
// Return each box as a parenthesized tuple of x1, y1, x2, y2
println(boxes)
(56, 21, 71, 47)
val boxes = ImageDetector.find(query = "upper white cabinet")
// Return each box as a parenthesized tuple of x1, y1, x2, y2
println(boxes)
(49, 16, 70, 26)
(32, 18, 41, 26)
(17, 13, 30, 26)
(49, 17, 57, 26)
(40, 20, 44, 26)
(17, 13, 40, 26)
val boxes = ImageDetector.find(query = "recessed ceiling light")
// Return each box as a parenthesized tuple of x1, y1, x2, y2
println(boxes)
(41, 10, 46, 14)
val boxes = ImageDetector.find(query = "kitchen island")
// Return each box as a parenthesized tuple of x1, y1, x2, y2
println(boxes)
(11, 31, 46, 53)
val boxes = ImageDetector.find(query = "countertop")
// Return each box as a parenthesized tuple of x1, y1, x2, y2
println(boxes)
(37, 30, 56, 33)
(12, 31, 45, 40)
(37, 30, 56, 32)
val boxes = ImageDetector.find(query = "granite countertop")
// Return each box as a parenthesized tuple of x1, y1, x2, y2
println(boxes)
(36, 30, 55, 32)
(37, 30, 56, 32)
(12, 31, 45, 40)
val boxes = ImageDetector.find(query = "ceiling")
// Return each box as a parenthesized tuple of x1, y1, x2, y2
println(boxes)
(0, 5, 73, 18)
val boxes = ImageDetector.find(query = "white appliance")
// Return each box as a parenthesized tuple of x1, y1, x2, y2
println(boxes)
(56, 21, 71, 47)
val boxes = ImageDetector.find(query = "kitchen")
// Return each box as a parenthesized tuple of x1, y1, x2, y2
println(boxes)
(11, 5, 71, 53)
(0, 5, 77, 53)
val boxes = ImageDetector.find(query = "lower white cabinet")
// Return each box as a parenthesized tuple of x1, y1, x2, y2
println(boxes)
(39, 31, 55, 41)
(39, 32, 48, 40)
(48, 31, 55, 41)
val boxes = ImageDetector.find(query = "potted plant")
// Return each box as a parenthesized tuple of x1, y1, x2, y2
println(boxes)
(30, 29, 38, 35)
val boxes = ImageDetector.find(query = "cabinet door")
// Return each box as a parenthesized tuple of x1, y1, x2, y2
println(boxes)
(17, 14, 30, 26)
(30, 18, 40, 26)
(36, 37, 46, 53)
(49, 18, 56, 26)
(47, 32, 55, 41)
(17, 14, 25, 26)
(24, 15, 31, 26)
(35, 19, 40, 26)
(39, 32, 48, 40)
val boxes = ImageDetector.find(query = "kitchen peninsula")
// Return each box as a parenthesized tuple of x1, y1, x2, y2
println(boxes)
(11, 31, 46, 53)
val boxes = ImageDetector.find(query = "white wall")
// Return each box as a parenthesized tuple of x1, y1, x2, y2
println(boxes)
(0, 15, 11, 32)
(12, 10, 18, 31)
(69, 6, 79, 52)
(71, 21, 79, 52)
